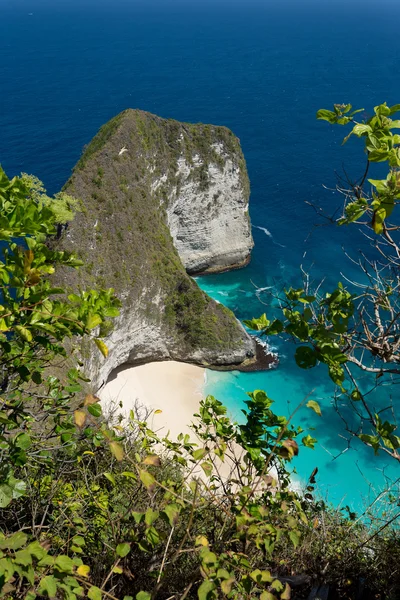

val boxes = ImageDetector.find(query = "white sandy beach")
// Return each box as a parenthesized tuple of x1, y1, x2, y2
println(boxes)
(100, 361, 205, 440)
(100, 360, 282, 486)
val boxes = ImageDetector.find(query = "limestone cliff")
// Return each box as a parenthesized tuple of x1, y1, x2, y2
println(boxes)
(165, 140, 252, 274)
(58, 109, 256, 388)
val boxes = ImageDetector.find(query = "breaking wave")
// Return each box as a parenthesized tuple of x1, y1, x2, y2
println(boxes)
(253, 225, 286, 248)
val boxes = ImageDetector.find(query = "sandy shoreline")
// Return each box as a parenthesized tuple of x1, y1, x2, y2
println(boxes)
(100, 361, 206, 440)
(100, 360, 282, 486)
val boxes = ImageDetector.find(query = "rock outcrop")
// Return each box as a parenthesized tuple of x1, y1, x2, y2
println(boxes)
(58, 109, 256, 388)
(165, 141, 252, 274)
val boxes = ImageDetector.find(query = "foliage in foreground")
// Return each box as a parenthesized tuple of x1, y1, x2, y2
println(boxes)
(2, 393, 400, 600)
(246, 102, 400, 465)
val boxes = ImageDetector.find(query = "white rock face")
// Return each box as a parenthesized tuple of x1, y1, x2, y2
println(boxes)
(165, 146, 253, 274)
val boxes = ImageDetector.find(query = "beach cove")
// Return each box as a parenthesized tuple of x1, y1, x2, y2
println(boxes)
(100, 361, 206, 440)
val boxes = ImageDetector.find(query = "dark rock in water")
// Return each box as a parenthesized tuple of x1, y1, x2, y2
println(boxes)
(55, 109, 267, 388)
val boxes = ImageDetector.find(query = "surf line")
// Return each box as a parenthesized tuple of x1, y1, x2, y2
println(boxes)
(253, 225, 286, 248)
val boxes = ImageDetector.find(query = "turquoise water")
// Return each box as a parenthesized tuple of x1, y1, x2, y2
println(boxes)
(198, 276, 399, 515)
(1, 0, 399, 513)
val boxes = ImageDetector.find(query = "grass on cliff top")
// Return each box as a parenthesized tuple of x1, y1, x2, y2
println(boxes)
(75, 111, 126, 171)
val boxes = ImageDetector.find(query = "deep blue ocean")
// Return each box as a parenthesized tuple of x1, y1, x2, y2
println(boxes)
(1, 0, 400, 513)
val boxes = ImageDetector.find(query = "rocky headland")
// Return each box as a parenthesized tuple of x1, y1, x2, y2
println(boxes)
(56, 109, 272, 389)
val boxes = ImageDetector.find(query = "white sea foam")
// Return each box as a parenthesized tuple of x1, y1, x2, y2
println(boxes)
(253, 225, 286, 248)
(252, 336, 279, 369)
(254, 285, 273, 301)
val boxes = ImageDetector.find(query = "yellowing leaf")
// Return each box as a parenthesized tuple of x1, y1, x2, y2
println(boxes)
(26, 269, 41, 286)
(282, 439, 299, 457)
(143, 454, 161, 467)
(84, 393, 100, 406)
(195, 535, 209, 547)
(94, 338, 109, 358)
(260, 593, 277, 600)
(15, 325, 32, 342)
(113, 566, 123, 574)
(77, 564, 90, 578)
(200, 461, 213, 477)
(110, 441, 124, 461)
(74, 410, 86, 428)
(306, 400, 322, 416)
(153, 409, 162, 414)
(24, 249, 34, 274)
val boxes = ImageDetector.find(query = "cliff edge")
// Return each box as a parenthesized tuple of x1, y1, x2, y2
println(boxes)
(58, 109, 256, 388)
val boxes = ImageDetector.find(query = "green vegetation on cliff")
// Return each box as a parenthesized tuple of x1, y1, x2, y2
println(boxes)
(57, 109, 254, 386)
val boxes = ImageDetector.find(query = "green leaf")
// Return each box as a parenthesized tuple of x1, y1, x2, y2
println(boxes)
(139, 469, 156, 492)
(316, 109, 337, 123)
(54, 554, 75, 573)
(302, 435, 317, 449)
(72, 536, 85, 547)
(87, 403, 102, 418)
(86, 313, 102, 330)
(136, 593, 151, 600)
(289, 530, 300, 548)
(0, 531, 27, 550)
(295, 346, 317, 369)
(271, 579, 284, 592)
(352, 123, 371, 136)
(265, 319, 284, 335)
(15, 325, 32, 342)
(243, 313, 270, 331)
(0, 485, 13, 508)
(116, 543, 131, 558)
(306, 400, 322, 416)
(197, 579, 217, 600)
(14, 549, 32, 566)
(192, 448, 207, 461)
(145, 508, 159, 526)
(103, 472, 116, 486)
(250, 569, 273, 583)
(200, 461, 213, 477)
(372, 207, 386, 234)
(38, 575, 58, 598)
(163, 504, 180, 526)
(88, 586, 103, 600)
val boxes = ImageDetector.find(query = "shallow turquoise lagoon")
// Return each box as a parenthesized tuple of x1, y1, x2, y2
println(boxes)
(197, 271, 399, 516)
